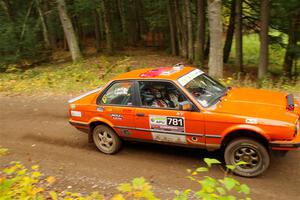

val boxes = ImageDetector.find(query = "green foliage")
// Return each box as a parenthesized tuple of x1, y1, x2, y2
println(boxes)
(219, 74, 300, 93)
(0, 147, 104, 200)
(204, 158, 221, 167)
(0, 147, 251, 200)
(0, 21, 19, 65)
(229, 32, 297, 70)
(0, 0, 299, 77)
(175, 159, 251, 200)
(143, 0, 168, 32)
(113, 177, 159, 200)
(0, 0, 48, 67)
(68, 0, 96, 35)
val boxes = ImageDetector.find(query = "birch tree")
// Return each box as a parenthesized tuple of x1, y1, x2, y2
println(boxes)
(57, 0, 82, 62)
(207, 0, 223, 78)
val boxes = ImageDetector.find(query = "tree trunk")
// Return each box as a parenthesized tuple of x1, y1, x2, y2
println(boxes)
(194, 0, 205, 67)
(258, 0, 270, 79)
(94, 9, 101, 52)
(117, 0, 128, 44)
(174, 0, 187, 58)
(101, 0, 113, 55)
(235, 0, 243, 72)
(1, 0, 18, 49)
(98, 6, 105, 41)
(167, 0, 177, 55)
(36, 0, 51, 49)
(93, 3, 101, 52)
(223, 0, 235, 63)
(184, 0, 193, 63)
(283, 11, 299, 77)
(20, 1, 34, 41)
(131, 0, 144, 43)
(174, 3, 183, 56)
(204, 34, 210, 60)
(43, 0, 57, 49)
(181, 0, 188, 58)
(135, 0, 146, 40)
(207, 0, 223, 78)
(1, 0, 16, 23)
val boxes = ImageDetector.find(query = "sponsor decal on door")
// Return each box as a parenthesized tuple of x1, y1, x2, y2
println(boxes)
(110, 113, 123, 120)
(149, 115, 185, 132)
(149, 115, 186, 144)
(152, 132, 187, 144)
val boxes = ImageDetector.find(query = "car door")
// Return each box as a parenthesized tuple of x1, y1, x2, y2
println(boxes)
(96, 80, 136, 136)
(133, 80, 205, 147)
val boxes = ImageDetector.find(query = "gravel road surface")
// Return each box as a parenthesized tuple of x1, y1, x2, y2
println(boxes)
(0, 95, 299, 199)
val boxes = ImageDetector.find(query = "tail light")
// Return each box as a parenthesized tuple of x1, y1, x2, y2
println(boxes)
(286, 94, 295, 111)
(295, 120, 299, 137)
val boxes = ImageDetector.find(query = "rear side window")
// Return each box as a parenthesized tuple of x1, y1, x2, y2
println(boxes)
(100, 81, 134, 106)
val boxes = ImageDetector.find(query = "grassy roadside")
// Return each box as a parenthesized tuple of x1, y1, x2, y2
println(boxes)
(0, 49, 299, 95)
(0, 50, 172, 95)
(0, 56, 130, 95)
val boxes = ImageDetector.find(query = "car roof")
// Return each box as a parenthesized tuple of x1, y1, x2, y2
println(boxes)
(113, 66, 198, 81)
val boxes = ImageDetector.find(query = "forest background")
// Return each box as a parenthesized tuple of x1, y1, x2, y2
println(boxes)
(0, 0, 299, 94)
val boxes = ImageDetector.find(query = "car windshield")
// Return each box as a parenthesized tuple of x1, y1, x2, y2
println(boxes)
(178, 69, 227, 107)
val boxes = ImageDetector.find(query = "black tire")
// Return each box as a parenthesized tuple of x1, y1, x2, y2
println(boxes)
(92, 125, 122, 154)
(224, 138, 270, 177)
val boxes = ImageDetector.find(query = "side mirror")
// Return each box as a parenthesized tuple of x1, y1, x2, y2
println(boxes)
(179, 101, 192, 111)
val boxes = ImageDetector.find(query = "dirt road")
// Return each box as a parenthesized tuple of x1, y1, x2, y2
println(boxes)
(0, 95, 299, 199)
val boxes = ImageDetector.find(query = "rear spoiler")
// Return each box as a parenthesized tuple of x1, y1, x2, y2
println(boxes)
(286, 94, 295, 111)
(68, 87, 102, 104)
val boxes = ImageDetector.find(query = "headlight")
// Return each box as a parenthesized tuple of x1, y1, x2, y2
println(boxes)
(295, 120, 299, 137)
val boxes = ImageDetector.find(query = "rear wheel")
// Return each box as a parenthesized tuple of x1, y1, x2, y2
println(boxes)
(224, 138, 270, 177)
(92, 125, 122, 154)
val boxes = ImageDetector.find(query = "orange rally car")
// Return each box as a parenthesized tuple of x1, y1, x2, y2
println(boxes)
(68, 64, 300, 177)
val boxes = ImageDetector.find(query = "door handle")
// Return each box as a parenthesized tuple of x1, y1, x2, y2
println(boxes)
(136, 113, 145, 117)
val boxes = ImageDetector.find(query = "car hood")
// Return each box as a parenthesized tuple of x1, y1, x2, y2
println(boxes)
(211, 88, 299, 124)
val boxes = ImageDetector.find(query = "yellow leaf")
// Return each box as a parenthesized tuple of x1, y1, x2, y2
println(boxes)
(32, 187, 44, 195)
(49, 191, 58, 200)
(111, 194, 126, 200)
(31, 171, 41, 178)
(31, 165, 39, 170)
(46, 176, 56, 184)
(0, 177, 6, 183)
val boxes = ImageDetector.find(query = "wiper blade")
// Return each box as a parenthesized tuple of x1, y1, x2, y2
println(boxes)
(218, 90, 228, 99)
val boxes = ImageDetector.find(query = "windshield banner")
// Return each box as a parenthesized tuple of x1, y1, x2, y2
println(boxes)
(177, 69, 203, 86)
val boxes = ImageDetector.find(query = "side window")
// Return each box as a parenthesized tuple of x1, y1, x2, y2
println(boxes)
(138, 81, 188, 109)
(100, 81, 134, 106)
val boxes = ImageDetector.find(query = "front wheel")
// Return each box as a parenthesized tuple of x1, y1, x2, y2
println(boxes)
(224, 138, 270, 177)
(92, 125, 122, 154)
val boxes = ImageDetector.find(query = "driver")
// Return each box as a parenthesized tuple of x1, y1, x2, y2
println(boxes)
(150, 88, 168, 108)
(168, 91, 179, 108)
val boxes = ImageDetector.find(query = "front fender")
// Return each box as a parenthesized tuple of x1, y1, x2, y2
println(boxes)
(221, 124, 270, 140)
